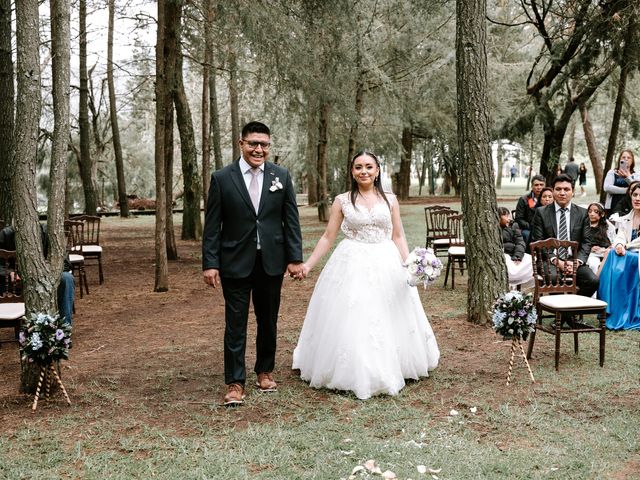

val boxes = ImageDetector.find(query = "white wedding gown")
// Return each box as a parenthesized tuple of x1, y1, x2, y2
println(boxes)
(293, 192, 440, 400)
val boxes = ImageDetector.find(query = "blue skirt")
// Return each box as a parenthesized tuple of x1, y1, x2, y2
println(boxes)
(598, 251, 640, 330)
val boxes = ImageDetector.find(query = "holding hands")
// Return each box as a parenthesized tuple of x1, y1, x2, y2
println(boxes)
(287, 262, 307, 280)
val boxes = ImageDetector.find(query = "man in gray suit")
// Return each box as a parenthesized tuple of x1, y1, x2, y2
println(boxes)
(531, 173, 599, 299)
(203, 121, 303, 406)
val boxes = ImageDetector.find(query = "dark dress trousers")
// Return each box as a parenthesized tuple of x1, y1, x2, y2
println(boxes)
(531, 203, 599, 297)
(203, 160, 303, 385)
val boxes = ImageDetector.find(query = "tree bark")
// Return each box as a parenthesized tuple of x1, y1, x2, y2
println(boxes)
(154, 0, 169, 292)
(579, 104, 603, 194)
(305, 104, 318, 206)
(0, 0, 13, 224)
(108, 0, 128, 217)
(229, 50, 240, 161)
(209, 56, 223, 172)
(495, 140, 504, 188)
(566, 115, 576, 161)
(398, 125, 412, 200)
(78, 0, 97, 215)
(316, 102, 330, 222)
(201, 0, 212, 206)
(456, 0, 506, 324)
(172, 4, 201, 241)
(346, 70, 364, 190)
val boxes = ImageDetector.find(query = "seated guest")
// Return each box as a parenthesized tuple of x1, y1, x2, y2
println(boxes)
(598, 182, 640, 330)
(0, 225, 74, 325)
(537, 187, 554, 207)
(514, 174, 546, 243)
(531, 174, 599, 300)
(498, 207, 533, 288)
(603, 149, 639, 215)
(586, 203, 615, 275)
(609, 180, 640, 220)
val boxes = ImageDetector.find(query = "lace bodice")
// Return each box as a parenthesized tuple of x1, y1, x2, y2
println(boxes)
(337, 192, 394, 243)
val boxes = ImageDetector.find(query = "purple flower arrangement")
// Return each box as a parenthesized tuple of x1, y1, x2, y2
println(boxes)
(19, 313, 72, 365)
(405, 247, 443, 287)
(492, 291, 537, 340)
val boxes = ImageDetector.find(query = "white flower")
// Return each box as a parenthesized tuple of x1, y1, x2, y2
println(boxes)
(408, 263, 419, 275)
(270, 177, 283, 192)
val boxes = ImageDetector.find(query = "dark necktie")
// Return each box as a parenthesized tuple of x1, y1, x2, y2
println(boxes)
(558, 207, 568, 259)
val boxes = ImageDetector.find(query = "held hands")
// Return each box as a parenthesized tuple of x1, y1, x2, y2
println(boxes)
(615, 244, 626, 256)
(556, 259, 574, 274)
(287, 262, 307, 280)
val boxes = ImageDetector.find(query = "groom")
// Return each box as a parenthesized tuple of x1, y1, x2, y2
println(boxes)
(202, 121, 303, 406)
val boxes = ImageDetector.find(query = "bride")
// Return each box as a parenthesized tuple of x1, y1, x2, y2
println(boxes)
(292, 151, 440, 400)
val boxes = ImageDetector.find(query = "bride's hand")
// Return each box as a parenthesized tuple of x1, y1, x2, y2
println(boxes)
(301, 263, 310, 278)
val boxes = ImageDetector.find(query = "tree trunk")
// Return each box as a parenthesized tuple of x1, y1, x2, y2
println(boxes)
(154, 0, 169, 292)
(456, 0, 506, 325)
(316, 102, 330, 222)
(346, 72, 364, 190)
(0, 0, 13, 224)
(108, 0, 128, 217)
(229, 50, 240, 161)
(566, 115, 576, 161)
(398, 125, 412, 200)
(78, 0, 97, 215)
(201, 0, 212, 206)
(209, 54, 223, 172)
(580, 104, 603, 194)
(172, 5, 202, 241)
(14, 0, 69, 392)
(495, 140, 504, 188)
(306, 101, 319, 206)
(601, 15, 637, 203)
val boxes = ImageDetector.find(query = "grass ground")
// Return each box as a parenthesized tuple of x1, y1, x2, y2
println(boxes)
(0, 181, 638, 480)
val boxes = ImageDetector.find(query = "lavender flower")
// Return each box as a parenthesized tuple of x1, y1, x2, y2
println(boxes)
(55, 329, 65, 341)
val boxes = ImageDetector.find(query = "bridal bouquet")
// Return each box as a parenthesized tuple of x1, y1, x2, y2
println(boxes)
(405, 247, 443, 287)
(492, 291, 537, 340)
(19, 313, 72, 365)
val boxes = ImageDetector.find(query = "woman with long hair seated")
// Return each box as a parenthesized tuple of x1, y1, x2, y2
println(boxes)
(598, 182, 640, 330)
(586, 202, 615, 275)
(498, 207, 533, 289)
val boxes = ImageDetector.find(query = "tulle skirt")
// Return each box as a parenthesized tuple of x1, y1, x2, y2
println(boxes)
(293, 238, 440, 399)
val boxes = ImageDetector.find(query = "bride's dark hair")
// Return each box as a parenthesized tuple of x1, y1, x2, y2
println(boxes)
(350, 150, 390, 210)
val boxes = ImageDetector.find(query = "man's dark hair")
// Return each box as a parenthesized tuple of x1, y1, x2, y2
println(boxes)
(241, 121, 270, 138)
(553, 173, 574, 189)
(531, 174, 546, 185)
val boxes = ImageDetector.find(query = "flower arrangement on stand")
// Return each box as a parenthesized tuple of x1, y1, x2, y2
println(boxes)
(491, 291, 537, 386)
(405, 247, 443, 288)
(19, 313, 72, 411)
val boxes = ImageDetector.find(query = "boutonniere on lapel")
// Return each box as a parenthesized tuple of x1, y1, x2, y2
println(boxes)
(269, 177, 283, 192)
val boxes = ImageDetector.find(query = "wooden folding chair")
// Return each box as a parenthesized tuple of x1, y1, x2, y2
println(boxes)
(75, 215, 104, 284)
(430, 208, 458, 258)
(443, 214, 466, 289)
(64, 220, 89, 298)
(526, 239, 607, 371)
(424, 205, 448, 248)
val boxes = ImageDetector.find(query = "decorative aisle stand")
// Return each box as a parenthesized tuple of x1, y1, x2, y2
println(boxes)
(19, 313, 73, 411)
(492, 291, 536, 386)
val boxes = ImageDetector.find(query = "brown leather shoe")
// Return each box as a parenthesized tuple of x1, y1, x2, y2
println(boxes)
(256, 372, 278, 392)
(223, 383, 245, 406)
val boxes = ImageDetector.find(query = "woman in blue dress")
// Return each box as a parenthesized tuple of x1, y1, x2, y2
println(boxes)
(598, 182, 640, 330)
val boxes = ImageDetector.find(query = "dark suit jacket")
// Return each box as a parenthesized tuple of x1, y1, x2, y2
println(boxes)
(514, 192, 536, 231)
(531, 203, 593, 264)
(202, 160, 303, 278)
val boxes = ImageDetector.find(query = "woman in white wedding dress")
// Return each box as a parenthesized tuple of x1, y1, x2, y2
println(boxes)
(292, 151, 440, 400)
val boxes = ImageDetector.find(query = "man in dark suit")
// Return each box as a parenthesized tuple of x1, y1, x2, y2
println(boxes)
(531, 173, 599, 299)
(202, 121, 303, 406)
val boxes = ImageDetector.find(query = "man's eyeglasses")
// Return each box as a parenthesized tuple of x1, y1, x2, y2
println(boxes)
(242, 140, 271, 150)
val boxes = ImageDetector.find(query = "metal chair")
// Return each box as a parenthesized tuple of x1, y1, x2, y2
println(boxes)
(0, 249, 25, 343)
(526, 239, 607, 371)
(75, 215, 103, 284)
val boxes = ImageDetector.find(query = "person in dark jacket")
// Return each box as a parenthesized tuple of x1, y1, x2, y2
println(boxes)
(498, 207, 533, 287)
(514, 174, 546, 244)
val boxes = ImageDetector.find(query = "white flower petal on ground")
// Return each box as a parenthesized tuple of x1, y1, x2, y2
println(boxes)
(363, 460, 377, 471)
(417, 465, 427, 474)
(470, 407, 478, 413)
(428, 468, 442, 474)
(351, 465, 365, 475)
(381, 471, 397, 479)
(449, 409, 459, 416)
(341, 450, 354, 456)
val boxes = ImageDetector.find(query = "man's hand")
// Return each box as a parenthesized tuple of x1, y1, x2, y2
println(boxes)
(203, 268, 220, 288)
(557, 259, 574, 275)
(615, 244, 626, 256)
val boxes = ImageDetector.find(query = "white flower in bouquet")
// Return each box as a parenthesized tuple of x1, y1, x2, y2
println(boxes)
(405, 247, 443, 288)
